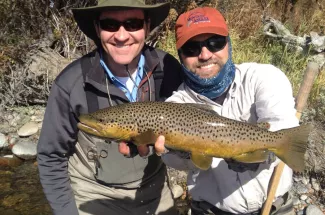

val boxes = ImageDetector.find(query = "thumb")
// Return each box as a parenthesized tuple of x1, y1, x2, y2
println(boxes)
(155, 135, 166, 156)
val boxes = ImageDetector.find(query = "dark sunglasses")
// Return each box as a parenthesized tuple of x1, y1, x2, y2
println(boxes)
(98, 18, 145, 32)
(180, 35, 227, 57)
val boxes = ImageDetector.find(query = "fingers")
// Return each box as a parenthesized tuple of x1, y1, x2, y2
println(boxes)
(118, 136, 167, 158)
(154, 135, 166, 156)
(118, 142, 130, 156)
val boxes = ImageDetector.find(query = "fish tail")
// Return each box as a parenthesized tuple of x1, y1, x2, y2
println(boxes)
(274, 124, 312, 172)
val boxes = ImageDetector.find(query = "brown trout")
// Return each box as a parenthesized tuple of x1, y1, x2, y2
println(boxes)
(77, 102, 311, 172)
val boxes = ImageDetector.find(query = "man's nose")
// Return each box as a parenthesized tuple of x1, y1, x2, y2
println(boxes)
(114, 26, 129, 41)
(198, 46, 213, 60)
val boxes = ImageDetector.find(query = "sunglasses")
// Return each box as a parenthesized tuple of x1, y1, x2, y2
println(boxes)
(180, 35, 227, 57)
(98, 18, 145, 32)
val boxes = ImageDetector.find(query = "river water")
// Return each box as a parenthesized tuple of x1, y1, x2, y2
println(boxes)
(0, 159, 51, 215)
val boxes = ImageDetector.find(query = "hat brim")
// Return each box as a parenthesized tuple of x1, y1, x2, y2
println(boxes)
(72, 3, 170, 42)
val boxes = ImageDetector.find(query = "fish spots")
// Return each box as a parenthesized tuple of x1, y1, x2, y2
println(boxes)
(80, 102, 286, 157)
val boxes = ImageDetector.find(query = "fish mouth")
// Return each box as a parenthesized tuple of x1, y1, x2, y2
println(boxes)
(77, 113, 105, 137)
(77, 122, 102, 136)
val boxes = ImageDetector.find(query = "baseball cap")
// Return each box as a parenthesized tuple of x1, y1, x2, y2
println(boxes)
(175, 7, 228, 49)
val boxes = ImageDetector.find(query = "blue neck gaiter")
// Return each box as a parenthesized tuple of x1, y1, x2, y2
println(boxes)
(182, 36, 236, 100)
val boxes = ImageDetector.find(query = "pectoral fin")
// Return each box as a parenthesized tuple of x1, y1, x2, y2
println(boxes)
(233, 150, 270, 163)
(132, 130, 158, 146)
(190, 152, 213, 170)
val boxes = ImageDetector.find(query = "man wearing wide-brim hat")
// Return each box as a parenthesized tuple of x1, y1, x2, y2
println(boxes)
(37, 1, 183, 214)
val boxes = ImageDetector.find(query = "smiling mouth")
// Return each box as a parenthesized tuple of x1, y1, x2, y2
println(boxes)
(199, 63, 215, 69)
(114, 44, 132, 48)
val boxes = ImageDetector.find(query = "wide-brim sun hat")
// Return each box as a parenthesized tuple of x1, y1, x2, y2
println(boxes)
(72, 0, 170, 42)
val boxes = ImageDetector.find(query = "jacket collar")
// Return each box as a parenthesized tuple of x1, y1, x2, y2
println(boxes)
(84, 45, 160, 95)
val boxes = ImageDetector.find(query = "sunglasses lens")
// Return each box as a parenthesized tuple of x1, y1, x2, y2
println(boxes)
(207, 36, 227, 52)
(181, 42, 201, 57)
(99, 19, 144, 32)
(180, 36, 227, 57)
(124, 19, 144, 32)
(99, 19, 120, 32)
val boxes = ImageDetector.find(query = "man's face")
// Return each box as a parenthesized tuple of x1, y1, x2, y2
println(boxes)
(95, 9, 148, 66)
(180, 33, 229, 79)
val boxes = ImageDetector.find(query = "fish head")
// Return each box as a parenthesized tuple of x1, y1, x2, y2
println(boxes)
(77, 110, 137, 141)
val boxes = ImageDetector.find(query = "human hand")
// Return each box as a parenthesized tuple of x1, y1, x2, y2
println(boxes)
(118, 142, 149, 158)
(118, 136, 166, 158)
(154, 135, 168, 156)
(154, 136, 191, 159)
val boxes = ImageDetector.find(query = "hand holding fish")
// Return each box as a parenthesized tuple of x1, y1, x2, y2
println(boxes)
(118, 135, 167, 157)
(118, 141, 150, 157)
(154, 136, 167, 156)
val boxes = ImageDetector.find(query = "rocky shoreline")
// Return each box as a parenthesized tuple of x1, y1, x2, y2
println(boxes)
(0, 106, 324, 215)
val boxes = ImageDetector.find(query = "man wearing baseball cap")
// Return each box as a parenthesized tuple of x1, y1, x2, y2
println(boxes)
(155, 7, 297, 215)
(37, 1, 183, 215)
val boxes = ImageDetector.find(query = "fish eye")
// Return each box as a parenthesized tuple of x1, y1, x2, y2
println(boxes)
(99, 119, 104, 123)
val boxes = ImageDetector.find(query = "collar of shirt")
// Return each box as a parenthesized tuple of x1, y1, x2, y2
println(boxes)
(99, 52, 145, 102)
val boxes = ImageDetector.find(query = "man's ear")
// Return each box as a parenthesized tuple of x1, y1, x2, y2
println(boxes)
(94, 20, 100, 38)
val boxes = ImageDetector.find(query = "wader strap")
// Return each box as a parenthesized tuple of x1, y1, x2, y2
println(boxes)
(81, 57, 99, 113)
(151, 50, 164, 101)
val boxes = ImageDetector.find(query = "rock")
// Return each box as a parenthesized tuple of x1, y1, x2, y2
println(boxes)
(296, 210, 304, 215)
(17, 122, 39, 137)
(306, 183, 312, 190)
(187, 208, 192, 215)
(6, 114, 14, 121)
(306, 198, 313, 204)
(300, 195, 308, 201)
(8, 135, 18, 145)
(38, 122, 43, 129)
(311, 178, 321, 191)
(292, 196, 301, 206)
(294, 184, 309, 194)
(3, 155, 13, 158)
(305, 205, 324, 215)
(0, 133, 8, 149)
(171, 184, 184, 199)
(301, 177, 309, 185)
(11, 141, 37, 160)
(9, 114, 21, 127)
(293, 175, 303, 182)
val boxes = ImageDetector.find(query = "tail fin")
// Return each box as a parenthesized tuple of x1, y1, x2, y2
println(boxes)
(275, 124, 312, 172)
